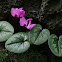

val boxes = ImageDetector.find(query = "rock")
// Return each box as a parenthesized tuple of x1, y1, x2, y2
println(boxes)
(0, 0, 23, 20)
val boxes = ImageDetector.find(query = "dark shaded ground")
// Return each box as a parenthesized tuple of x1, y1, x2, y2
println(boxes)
(0, 0, 62, 62)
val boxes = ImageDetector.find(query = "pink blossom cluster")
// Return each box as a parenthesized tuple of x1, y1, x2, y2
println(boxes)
(11, 8, 36, 30)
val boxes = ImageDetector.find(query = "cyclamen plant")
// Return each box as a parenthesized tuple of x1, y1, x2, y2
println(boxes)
(0, 7, 62, 57)
(5, 8, 50, 53)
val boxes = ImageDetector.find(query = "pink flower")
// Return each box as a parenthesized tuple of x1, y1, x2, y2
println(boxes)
(19, 17, 32, 26)
(19, 17, 36, 30)
(11, 8, 25, 17)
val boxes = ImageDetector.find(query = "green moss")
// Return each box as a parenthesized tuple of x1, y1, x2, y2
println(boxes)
(0, 49, 8, 61)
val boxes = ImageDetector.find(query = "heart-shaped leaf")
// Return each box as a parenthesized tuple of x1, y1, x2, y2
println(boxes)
(48, 34, 62, 57)
(28, 24, 50, 45)
(0, 21, 14, 42)
(5, 32, 30, 53)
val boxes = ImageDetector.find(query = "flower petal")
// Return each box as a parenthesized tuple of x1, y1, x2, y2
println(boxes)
(19, 8, 23, 10)
(30, 24, 36, 30)
(19, 17, 28, 26)
(11, 8, 16, 17)
(19, 10, 25, 17)
(26, 24, 36, 30)
(18, 8, 25, 17)
(11, 8, 19, 17)
(15, 8, 20, 17)
(27, 18, 32, 22)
